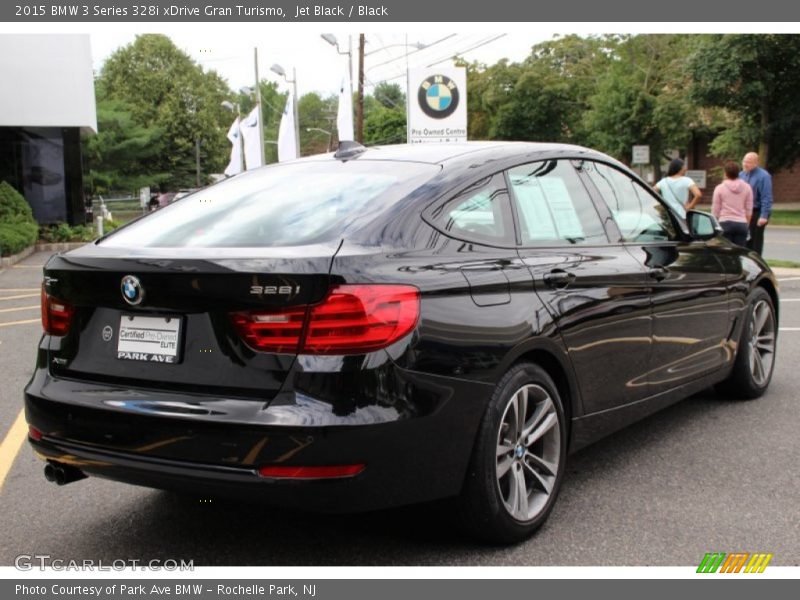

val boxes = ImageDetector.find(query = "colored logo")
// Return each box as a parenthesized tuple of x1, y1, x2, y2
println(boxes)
(697, 552, 773, 573)
(418, 74, 460, 119)
(120, 275, 144, 306)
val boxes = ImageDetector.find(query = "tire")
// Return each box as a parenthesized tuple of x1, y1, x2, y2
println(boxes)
(716, 287, 777, 400)
(457, 362, 567, 544)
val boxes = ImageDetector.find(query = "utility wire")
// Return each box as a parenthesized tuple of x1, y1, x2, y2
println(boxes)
(426, 34, 508, 67)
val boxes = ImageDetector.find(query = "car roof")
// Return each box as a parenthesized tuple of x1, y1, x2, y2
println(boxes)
(290, 141, 615, 168)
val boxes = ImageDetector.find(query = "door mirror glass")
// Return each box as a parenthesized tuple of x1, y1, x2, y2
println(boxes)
(687, 210, 722, 240)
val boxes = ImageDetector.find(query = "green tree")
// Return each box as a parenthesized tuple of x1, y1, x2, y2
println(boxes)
(361, 83, 406, 145)
(584, 34, 700, 177)
(298, 92, 337, 155)
(96, 34, 232, 189)
(463, 36, 616, 143)
(84, 99, 168, 195)
(372, 82, 405, 110)
(363, 104, 406, 145)
(689, 34, 800, 170)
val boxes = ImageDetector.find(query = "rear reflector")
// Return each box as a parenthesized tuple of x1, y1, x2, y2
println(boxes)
(232, 284, 419, 355)
(41, 283, 75, 336)
(29, 426, 43, 441)
(257, 464, 365, 479)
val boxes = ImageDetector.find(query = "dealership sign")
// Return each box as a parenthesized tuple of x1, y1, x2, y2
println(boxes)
(407, 68, 467, 143)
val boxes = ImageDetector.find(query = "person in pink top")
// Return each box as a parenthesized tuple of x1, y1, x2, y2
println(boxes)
(712, 160, 753, 246)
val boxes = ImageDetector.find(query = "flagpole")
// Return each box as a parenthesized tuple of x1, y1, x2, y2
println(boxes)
(254, 47, 266, 165)
(292, 67, 300, 156)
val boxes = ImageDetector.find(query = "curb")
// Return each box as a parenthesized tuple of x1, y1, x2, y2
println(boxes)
(0, 245, 35, 269)
(35, 242, 88, 253)
(1, 242, 87, 269)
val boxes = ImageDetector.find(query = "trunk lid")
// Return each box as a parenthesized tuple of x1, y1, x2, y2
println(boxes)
(42, 244, 338, 401)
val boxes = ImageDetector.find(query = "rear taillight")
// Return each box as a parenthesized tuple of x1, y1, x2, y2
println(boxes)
(41, 283, 75, 336)
(230, 306, 306, 353)
(231, 284, 419, 355)
(29, 425, 43, 441)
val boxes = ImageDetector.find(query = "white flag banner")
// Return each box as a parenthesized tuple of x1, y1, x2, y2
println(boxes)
(224, 117, 243, 176)
(337, 69, 354, 142)
(277, 94, 298, 162)
(241, 106, 263, 170)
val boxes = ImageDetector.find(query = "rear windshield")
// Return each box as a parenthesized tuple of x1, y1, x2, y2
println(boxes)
(101, 160, 440, 248)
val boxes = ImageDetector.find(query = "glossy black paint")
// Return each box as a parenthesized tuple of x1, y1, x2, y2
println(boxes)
(25, 142, 778, 511)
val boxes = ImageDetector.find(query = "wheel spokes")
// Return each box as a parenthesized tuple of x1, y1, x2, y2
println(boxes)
(754, 302, 769, 334)
(496, 383, 561, 522)
(497, 454, 514, 479)
(524, 412, 558, 447)
(524, 450, 558, 478)
(522, 459, 554, 495)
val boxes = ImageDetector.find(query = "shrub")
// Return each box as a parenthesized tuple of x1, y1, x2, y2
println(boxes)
(0, 181, 34, 221)
(39, 223, 98, 243)
(0, 220, 38, 256)
(0, 182, 37, 256)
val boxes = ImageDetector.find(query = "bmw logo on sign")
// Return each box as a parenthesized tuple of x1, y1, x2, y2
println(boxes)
(418, 74, 460, 119)
(121, 275, 144, 306)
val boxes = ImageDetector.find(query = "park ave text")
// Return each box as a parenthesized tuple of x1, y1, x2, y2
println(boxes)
(15, 4, 388, 18)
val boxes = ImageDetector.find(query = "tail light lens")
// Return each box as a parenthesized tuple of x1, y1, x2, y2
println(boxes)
(231, 284, 419, 355)
(41, 284, 75, 336)
(230, 306, 306, 353)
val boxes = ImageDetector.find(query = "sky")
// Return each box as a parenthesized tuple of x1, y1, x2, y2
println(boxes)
(88, 30, 551, 98)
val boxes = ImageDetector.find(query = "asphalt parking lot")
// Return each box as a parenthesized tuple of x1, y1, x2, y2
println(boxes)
(1, 249, 799, 566)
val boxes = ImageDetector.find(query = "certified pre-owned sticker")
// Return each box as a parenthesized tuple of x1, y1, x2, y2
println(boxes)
(102, 326, 113, 342)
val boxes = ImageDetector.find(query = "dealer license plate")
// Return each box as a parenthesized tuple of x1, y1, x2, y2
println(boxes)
(116, 315, 182, 363)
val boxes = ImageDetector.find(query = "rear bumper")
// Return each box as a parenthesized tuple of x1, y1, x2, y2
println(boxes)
(24, 358, 492, 512)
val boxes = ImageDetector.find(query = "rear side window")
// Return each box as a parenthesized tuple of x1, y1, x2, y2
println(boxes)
(101, 161, 440, 248)
(583, 162, 676, 243)
(428, 173, 515, 245)
(508, 160, 607, 246)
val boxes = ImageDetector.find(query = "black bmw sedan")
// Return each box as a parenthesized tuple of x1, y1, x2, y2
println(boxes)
(25, 142, 778, 543)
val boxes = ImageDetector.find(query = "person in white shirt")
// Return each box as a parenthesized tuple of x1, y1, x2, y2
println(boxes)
(654, 158, 702, 211)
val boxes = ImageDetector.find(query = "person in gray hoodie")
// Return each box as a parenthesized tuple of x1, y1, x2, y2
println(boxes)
(712, 160, 753, 246)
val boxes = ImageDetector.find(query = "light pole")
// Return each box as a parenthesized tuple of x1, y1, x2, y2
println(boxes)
(270, 63, 300, 156)
(321, 34, 353, 97)
(221, 100, 244, 172)
(306, 127, 333, 152)
(238, 47, 266, 167)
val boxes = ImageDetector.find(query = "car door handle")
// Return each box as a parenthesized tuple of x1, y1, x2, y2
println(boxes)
(647, 267, 669, 282)
(543, 270, 576, 288)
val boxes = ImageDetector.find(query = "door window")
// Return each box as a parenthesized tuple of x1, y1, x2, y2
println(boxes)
(508, 160, 607, 246)
(430, 173, 515, 245)
(583, 162, 676, 243)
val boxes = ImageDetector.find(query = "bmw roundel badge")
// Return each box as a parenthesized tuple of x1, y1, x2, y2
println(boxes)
(418, 74, 460, 119)
(121, 275, 144, 306)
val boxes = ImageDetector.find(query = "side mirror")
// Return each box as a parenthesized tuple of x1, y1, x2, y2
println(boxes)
(686, 210, 723, 241)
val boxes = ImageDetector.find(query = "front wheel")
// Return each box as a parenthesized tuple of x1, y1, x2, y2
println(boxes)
(716, 287, 777, 399)
(457, 363, 567, 544)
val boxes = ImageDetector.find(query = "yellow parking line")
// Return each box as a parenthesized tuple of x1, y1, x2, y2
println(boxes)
(0, 294, 39, 302)
(12, 265, 44, 269)
(0, 410, 28, 493)
(0, 319, 39, 328)
(0, 288, 39, 292)
(0, 305, 38, 314)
